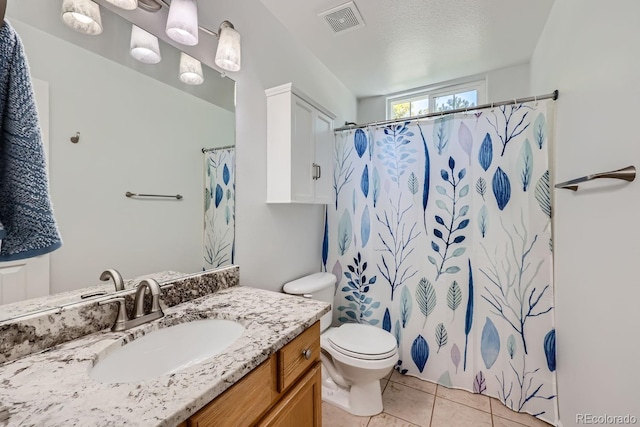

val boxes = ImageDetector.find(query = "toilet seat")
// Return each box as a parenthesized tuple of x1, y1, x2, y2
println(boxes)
(326, 323, 397, 361)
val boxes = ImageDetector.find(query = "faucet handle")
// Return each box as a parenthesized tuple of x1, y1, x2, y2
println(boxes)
(100, 269, 125, 292)
(98, 297, 128, 332)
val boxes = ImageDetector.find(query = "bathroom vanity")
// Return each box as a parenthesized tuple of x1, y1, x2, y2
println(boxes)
(0, 268, 329, 427)
(183, 322, 321, 427)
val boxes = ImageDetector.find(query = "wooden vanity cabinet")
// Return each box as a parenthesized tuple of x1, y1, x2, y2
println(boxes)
(184, 322, 321, 427)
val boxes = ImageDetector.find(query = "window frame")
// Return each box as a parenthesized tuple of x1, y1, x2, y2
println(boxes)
(386, 79, 487, 120)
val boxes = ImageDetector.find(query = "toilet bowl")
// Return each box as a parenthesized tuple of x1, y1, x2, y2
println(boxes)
(283, 273, 398, 416)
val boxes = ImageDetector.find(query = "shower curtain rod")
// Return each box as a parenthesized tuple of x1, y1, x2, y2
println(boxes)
(202, 145, 235, 153)
(334, 89, 559, 132)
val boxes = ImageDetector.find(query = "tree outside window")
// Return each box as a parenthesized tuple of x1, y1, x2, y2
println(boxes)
(387, 83, 484, 120)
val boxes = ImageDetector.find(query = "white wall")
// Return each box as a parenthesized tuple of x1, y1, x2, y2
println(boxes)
(356, 95, 386, 126)
(211, 1, 357, 292)
(357, 63, 530, 124)
(486, 63, 530, 105)
(530, 0, 640, 424)
(11, 20, 235, 293)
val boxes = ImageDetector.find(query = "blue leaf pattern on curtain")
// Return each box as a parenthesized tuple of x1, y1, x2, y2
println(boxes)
(355, 128, 368, 158)
(322, 209, 329, 271)
(518, 139, 534, 191)
(400, 285, 413, 328)
(481, 317, 501, 369)
(464, 259, 474, 372)
(326, 100, 557, 424)
(492, 167, 511, 211)
(478, 133, 493, 171)
(383, 307, 392, 332)
(417, 123, 431, 235)
(534, 113, 546, 149)
(204, 148, 235, 269)
(544, 329, 556, 372)
(361, 165, 370, 198)
(411, 335, 429, 373)
(360, 206, 371, 248)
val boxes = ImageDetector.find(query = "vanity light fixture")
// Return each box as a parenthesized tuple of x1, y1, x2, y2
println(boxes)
(61, 0, 103, 36)
(130, 25, 162, 64)
(179, 52, 204, 85)
(166, 0, 198, 46)
(214, 21, 241, 72)
(104, 0, 138, 11)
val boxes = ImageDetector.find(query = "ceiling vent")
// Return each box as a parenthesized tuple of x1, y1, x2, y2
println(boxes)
(318, 1, 365, 35)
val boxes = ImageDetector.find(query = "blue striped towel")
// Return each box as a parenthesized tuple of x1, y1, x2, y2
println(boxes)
(0, 21, 61, 261)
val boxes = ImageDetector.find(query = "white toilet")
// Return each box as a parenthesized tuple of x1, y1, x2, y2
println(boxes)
(283, 272, 398, 416)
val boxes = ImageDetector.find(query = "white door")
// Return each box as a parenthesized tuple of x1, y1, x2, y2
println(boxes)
(313, 110, 333, 204)
(0, 78, 51, 304)
(291, 95, 315, 203)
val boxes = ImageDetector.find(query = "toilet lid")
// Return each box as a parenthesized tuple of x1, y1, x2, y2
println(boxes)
(327, 323, 397, 360)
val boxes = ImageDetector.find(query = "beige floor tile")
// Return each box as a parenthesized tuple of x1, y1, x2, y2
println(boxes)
(435, 385, 490, 412)
(493, 415, 529, 427)
(381, 377, 390, 393)
(383, 369, 393, 380)
(382, 382, 435, 427)
(389, 370, 437, 394)
(430, 397, 492, 427)
(490, 398, 552, 427)
(369, 413, 420, 426)
(322, 402, 370, 427)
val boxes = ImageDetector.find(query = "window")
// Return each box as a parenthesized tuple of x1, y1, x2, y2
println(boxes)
(387, 81, 486, 120)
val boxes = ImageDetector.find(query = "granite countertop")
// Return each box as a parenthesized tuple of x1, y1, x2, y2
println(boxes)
(0, 286, 330, 427)
(0, 271, 186, 323)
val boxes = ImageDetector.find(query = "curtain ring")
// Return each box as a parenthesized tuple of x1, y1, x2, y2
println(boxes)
(491, 102, 494, 112)
(534, 95, 538, 106)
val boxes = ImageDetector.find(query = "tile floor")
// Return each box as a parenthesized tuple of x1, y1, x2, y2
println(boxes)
(322, 371, 552, 427)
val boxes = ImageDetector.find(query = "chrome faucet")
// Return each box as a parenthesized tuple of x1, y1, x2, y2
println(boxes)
(99, 279, 164, 332)
(100, 269, 125, 291)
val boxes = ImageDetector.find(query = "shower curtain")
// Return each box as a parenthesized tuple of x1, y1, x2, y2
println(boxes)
(324, 100, 557, 424)
(204, 147, 235, 269)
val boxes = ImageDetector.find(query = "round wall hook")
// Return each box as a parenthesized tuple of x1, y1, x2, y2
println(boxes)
(70, 132, 80, 143)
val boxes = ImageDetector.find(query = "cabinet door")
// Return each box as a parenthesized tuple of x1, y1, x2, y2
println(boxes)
(188, 355, 278, 427)
(291, 96, 315, 203)
(313, 110, 333, 205)
(257, 362, 321, 427)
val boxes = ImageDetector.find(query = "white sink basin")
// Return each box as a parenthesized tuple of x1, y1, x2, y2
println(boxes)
(90, 319, 245, 383)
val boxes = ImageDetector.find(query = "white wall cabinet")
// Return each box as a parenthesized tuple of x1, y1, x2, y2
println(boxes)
(266, 83, 335, 204)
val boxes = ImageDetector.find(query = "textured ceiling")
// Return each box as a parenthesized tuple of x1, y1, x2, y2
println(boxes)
(259, 0, 555, 98)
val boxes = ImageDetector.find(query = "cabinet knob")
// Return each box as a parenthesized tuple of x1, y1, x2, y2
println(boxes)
(302, 348, 312, 360)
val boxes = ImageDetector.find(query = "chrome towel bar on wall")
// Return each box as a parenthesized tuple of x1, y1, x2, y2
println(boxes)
(125, 191, 183, 200)
(554, 165, 636, 191)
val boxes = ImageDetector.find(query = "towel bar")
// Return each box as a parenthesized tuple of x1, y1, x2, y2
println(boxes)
(125, 192, 183, 200)
(554, 166, 635, 191)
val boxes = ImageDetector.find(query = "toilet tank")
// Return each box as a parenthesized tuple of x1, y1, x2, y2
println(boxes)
(282, 272, 336, 332)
